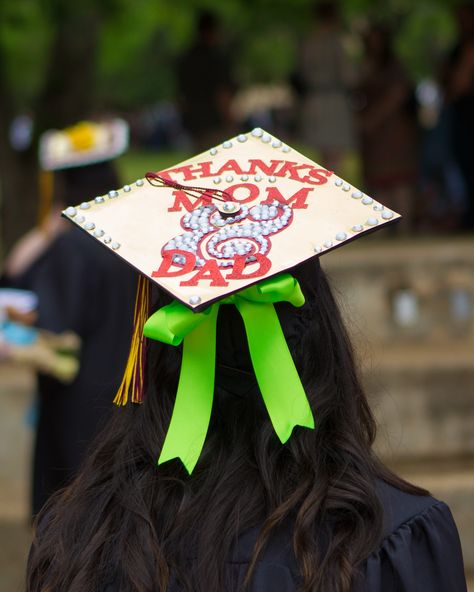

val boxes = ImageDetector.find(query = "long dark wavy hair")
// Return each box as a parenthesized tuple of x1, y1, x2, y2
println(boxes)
(27, 259, 425, 592)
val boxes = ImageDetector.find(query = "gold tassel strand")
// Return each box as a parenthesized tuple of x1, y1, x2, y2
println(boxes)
(113, 275, 150, 406)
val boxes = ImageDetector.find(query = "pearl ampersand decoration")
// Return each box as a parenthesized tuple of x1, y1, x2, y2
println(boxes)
(163, 201, 293, 269)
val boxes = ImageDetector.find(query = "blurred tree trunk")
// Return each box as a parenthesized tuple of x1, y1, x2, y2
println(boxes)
(0, 5, 102, 255)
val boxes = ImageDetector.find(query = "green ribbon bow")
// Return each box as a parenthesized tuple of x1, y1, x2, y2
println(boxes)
(143, 273, 315, 473)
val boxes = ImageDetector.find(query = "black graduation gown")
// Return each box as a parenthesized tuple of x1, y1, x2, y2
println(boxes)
(103, 480, 467, 592)
(11, 226, 137, 514)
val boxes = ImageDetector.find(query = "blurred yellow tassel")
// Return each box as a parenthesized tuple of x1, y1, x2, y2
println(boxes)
(113, 274, 150, 406)
(38, 170, 54, 230)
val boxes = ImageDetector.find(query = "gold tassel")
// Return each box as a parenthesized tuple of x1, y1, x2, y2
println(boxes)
(38, 170, 54, 230)
(113, 274, 150, 406)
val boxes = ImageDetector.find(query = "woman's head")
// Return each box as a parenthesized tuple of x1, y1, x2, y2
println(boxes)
(27, 261, 409, 592)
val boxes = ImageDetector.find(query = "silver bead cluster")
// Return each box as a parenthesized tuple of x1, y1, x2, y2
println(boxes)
(250, 129, 291, 153)
(164, 200, 292, 269)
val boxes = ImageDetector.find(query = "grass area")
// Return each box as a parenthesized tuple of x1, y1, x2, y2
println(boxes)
(117, 150, 191, 185)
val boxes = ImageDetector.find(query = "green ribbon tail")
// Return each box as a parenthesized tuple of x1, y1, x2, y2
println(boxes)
(236, 299, 315, 442)
(157, 305, 218, 473)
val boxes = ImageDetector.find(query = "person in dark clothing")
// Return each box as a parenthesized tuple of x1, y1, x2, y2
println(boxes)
(445, 3, 474, 229)
(4, 123, 136, 515)
(26, 134, 466, 592)
(177, 11, 235, 150)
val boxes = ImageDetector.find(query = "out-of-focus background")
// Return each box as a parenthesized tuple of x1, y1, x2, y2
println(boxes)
(0, 0, 473, 590)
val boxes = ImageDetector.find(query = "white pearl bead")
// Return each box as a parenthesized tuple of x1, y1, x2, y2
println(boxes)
(282, 146, 291, 153)
(351, 191, 363, 199)
(334, 179, 343, 187)
(94, 196, 105, 204)
(136, 179, 144, 186)
(213, 177, 221, 184)
(382, 210, 394, 220)
(268, 176, 276, 183)
(237, 134, 247, 142)
(362, 196, 373, 205)
(65, 207, 76, 217)
(335, 232, 347, 241)
(210, 148, 218, 155)
(272, 140, 282, 148)
(261, 134, 271, 143)
(104, 236, 111, 244)
(251, 128, 263, 137)
(111, 242, 121, 250)
(80, 202, 90, 210)
(76, 216, 85, 224)
(366, 217, 378, 226)
(189, 295, 201, 305)
(225, 175, 234, 183)
(222, 141, 232, 148)
(84, 222, 95, 231)
(352, 224, 363, 232)
(123, 185, 131, 192)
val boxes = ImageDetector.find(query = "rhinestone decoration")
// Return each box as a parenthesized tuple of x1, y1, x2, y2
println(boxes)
(210, 148, 218, 156)
(251, 128, 263, 137)
(373, 204, 384, 211)
(261, 133, 271, 143)
(351, 191, 363, 199)
(314, 246, 323, 253)
(65, 207, 76, 217)
(352, 224, 363, 232)
(268, 176, 276, 183)
(225, 175, 234, 183)
(103, 236, 111, 244)
(241, 175, 249, 181)
(282, 145, 291, 153)
(222, 140, 232, 149)
(366, 217, 379, 226)
(272, 139, 282, 148)
(362, 196, 373, 205)
(76, 215, 85, 224)
(94, 196, 105, 204)
(254, 175, 262, 182)
(84, 222, 95, 231)
(334, 179, 343, 187)
(164, 201, 293, 269)
(80, 202, 90, 210)
(335, 232, 347, 241)
(382, 210, 394, 220)
(136, 179, 144, 187)
(218, 202, 241, 214)
(123, 185, 131, 192)
(342, 183, 351, 192)
(111, 241, 121, 250)
(324, 241, 334, 248)
(93, 229, 105, 238)
(108, 190, 119, 198)
(189, 295, 201, 305)
(237, 134, 247, 143)
(213, 177, 221, 184)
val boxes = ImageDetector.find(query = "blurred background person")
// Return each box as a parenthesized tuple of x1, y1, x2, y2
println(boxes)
(176, 10, 236, 151)
(444, 3, 474, 231)
(2, 120, 137, 516)
(295, 2, 355, 172)
(356, 23, 419, 233)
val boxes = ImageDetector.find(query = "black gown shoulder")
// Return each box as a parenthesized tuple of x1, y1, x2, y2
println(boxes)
(103, 480, 467, 591)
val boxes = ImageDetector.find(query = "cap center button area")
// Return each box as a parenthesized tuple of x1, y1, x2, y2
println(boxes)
(216, 201, 241, 218)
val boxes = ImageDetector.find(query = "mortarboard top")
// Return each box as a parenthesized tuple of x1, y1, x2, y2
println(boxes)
(62, 128, 400, 312)
(40, 119, 129, 171)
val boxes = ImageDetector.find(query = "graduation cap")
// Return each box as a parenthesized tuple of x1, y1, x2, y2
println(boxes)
(39, 119, 129, 171)
(63, 129, 400, 473)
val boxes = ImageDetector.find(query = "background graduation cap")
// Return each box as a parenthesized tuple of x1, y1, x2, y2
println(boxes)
(63, 128, 400, 473)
